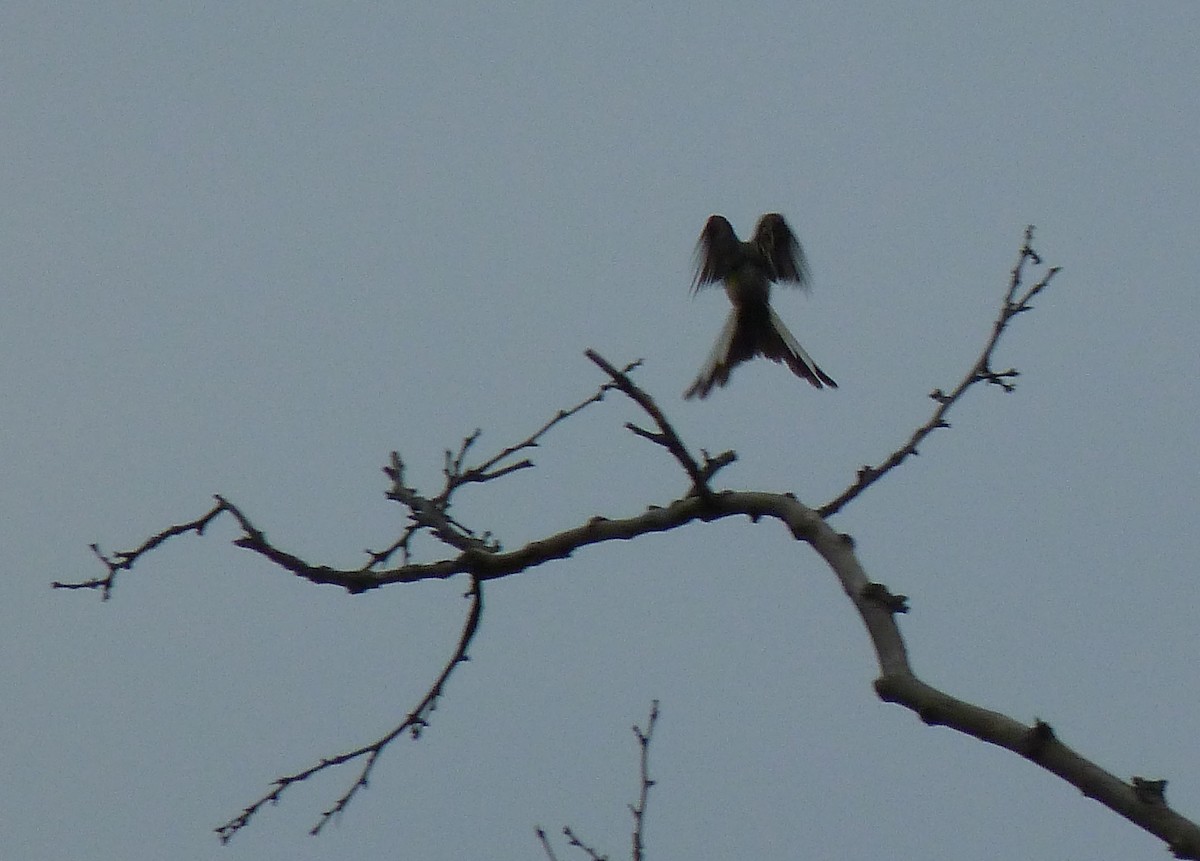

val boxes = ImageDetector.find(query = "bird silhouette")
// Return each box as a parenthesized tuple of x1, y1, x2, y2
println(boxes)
(684, 213, 837, 400)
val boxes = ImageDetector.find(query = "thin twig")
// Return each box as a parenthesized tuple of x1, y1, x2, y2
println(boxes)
(366, 371, 630, 567)
(564, 826, 608, 861)
(214, 575, 484, 842)
(53, 499, 229, 599)
(536, 827, 563, 861)
(630, 701, 659, 861)
(819, 225, 1060, 517)
(586, 349, 734, 497)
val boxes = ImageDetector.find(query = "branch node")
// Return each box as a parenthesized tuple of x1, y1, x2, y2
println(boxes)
(586, 349, 714, 498)
(1132, 777, 1169, 806)
(872, 674, 902, 704)
(916, 702, 947, 727)
(860, 582, 909, 614)
(1023, 719, 1056, 759)
(625, 422, 666, 445)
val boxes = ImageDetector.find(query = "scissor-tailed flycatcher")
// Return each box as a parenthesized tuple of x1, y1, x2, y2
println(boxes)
(684, 213, 837, 400)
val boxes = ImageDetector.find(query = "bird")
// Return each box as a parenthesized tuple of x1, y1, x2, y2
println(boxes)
(684, 213, 837, 400)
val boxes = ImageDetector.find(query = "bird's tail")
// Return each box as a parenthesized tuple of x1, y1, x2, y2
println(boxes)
(684, 307, 836, 400)
(760, 306, 837, 389)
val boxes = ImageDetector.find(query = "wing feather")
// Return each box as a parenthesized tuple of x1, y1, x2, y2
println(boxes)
(752, 213, 811, 288)
(692, 214, 741, 293)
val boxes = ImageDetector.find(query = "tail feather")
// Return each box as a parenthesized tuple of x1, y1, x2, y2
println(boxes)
(684, 311, 739, 399)
(684, 307, 835, 399)
(763, 307, 837, 389)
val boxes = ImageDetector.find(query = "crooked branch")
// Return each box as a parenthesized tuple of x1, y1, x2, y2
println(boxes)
(56, 228, 1200, 857)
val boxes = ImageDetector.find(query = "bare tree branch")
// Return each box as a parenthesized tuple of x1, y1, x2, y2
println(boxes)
(563, 827, 608, 861)
(537, 700, 660, 861)
(53, 502, 227, 600)
(57, 228, 1200, 857)
(214, 574, 484, 842)
(585, 349, 735, 496)
(629, 701, 659, 861)
(536, 826, 564, 861)
(54, 372, 634, 597)
(819, 225, 1061, 518)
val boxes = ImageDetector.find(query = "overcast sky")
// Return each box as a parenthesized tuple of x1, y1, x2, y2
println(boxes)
(3, 3, 1199, 860)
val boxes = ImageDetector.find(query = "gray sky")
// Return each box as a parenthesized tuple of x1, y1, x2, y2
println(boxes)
(3, 3, 1198, 859)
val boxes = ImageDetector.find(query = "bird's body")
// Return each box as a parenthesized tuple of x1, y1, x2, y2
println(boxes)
(684, 213, 836, 400)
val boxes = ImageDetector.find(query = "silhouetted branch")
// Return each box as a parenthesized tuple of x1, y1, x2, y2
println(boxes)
(585, 349, 735, 496)
(59, 228, 1200, 857)
(537, 700, 661, 861)
(630, 701, 658, 861)
(54, 373, 633, 597)
(536, 827, 564, 861)
(53, 501, 227, 600)
(563, 827, 608, 861)
(819, 225, 1061, 518)
(215, 575, 484, 842)
(871, 674, 1199, 857)
(371, 373, 633, 566)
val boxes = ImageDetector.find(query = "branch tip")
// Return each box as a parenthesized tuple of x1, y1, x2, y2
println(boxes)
(820, 228, 1059, 517)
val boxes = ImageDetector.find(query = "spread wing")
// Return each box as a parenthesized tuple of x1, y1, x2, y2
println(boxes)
(752, 212, 811, 288)
(691, 214, 741, 293)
